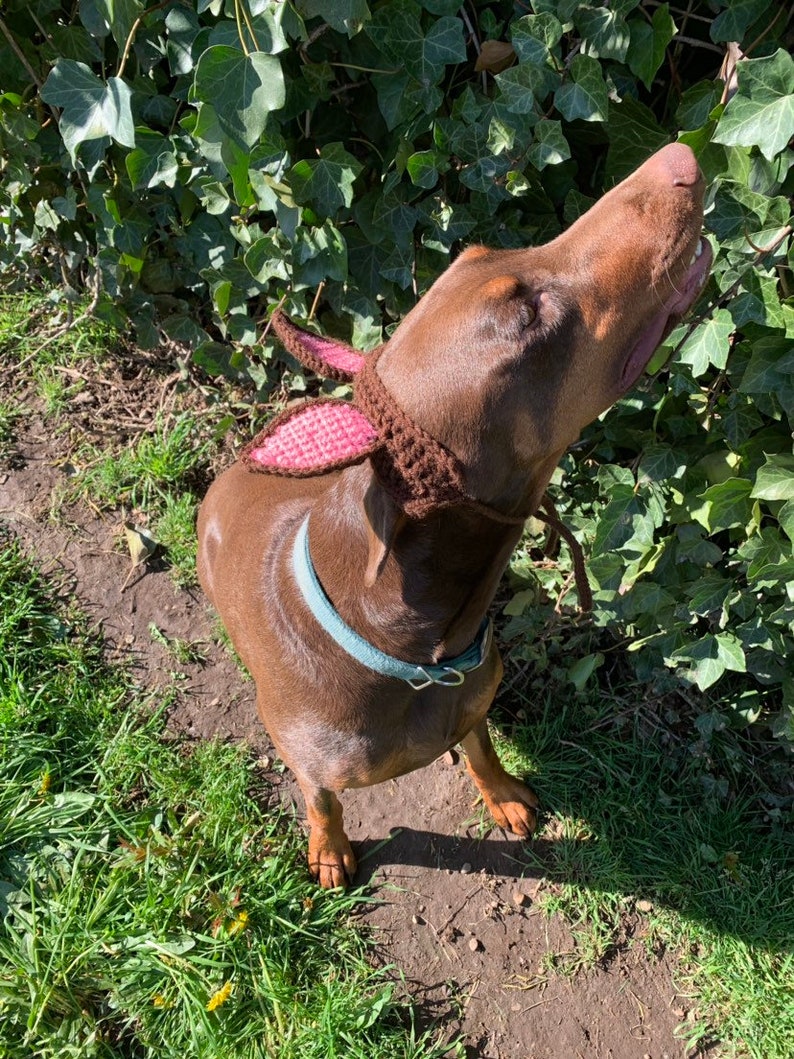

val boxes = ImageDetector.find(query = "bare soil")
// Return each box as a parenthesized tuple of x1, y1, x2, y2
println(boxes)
(1, 354, 706, 1059)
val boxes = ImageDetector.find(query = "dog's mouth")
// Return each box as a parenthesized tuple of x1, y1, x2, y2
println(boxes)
(619, 236, 713, 391)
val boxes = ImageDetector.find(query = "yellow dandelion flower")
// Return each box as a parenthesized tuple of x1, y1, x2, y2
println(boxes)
(206, 980, 233, 1011)
(228, 910, 249, 936)
(152, 994, 168, 1008)
(38, 770, 52, 795)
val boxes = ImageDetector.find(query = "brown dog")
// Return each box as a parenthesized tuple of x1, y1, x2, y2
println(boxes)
(197, 143, 711, 888)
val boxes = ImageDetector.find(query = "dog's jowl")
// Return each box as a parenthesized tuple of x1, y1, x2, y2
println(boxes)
(197, 143, 711, 888)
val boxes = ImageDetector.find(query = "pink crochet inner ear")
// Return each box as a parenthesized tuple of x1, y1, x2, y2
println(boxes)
(248, 403, 379, 471)
(299, 332, 367, 375)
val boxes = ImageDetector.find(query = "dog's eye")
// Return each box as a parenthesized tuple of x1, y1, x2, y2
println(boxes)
(519, 302, 537, 330)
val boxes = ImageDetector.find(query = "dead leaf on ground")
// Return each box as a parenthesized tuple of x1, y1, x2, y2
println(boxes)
(124, 521, 158, 565)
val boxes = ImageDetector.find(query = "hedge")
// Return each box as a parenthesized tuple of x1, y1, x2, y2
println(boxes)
(0, 0, 792, 745)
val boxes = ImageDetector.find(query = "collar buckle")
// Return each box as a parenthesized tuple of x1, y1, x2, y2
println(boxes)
(407, 666, 466, 691)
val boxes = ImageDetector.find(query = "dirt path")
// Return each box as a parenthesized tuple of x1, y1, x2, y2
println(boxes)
(2, 418, 700, 1059)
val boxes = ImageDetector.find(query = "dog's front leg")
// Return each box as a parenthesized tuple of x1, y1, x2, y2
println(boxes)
(303, 785, 357, 888)
(461, 718, 539, 837)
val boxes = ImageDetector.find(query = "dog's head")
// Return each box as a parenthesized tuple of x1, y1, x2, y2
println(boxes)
(247, 143, 711, 519)
(376, 141, 711, 511)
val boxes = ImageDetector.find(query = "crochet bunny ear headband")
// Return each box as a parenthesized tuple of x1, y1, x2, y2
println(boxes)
(241, 311, 592, 608)
(241, 310, 519, 523)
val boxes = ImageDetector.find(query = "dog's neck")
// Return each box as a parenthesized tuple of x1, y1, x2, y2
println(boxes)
(306, 463, 538, 664)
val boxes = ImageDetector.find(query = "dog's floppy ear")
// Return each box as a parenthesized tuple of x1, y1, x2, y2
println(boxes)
(271, 311, 368, 382)
(242, 399, 382, 477)
(363, 483, 406, 586)
(479, 276, 537, 341)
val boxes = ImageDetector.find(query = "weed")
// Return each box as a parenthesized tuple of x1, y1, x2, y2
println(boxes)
(34, 366, 74, 417)
(62, 413, 211, 587)
(154, 491, 200, 587)
(0, 403, 21, 460)
(73, 413, 210, 512)
(149, 622, 206, 665)
(0, 290, 119, 371)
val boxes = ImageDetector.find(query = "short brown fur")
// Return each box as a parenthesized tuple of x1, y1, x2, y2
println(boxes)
(198, 144, 710, 887)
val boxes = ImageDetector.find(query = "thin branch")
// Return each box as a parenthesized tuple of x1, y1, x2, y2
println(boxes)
(0, 15, 43, 89)
(117, 0, 174, 80)
(240, 0, 261, 53)
(672, 34, 724, 55)
(233, 0, 249, 57)
(15, 268, 104, 370)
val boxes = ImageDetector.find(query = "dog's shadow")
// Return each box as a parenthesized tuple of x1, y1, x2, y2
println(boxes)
(355, 825, 553, 884)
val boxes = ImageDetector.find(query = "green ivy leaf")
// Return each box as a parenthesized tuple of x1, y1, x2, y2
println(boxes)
(677, 309, 733, 377)
(712, 49, 794, 162)
(243, 231, 291, 284)
(592, 484, 660, 556)
(165, 6, 201, 76)
(34, 200, 60, 230)
(511, 13, 563, 64)
(406, 149, 447, 189)
(575, 5, 630, 62)
(638, 444, 686, 484)
(751, 455, 794, 502)
(554, 54, 609, 123)
(710, 0, 768, 43)
(497, 62, 559, 112)
(566, 653, 604, 691)
(292, 222, 348, 287)
(193, 47, 285, 150)
(294, 0, 370, 36)
(674, 632, 746, 692)
(40, 59, 135, 160)
(695, 478, 756, 534)
(729, 271, 785, 330)
(291, 143, 363, 218)
(367, 5, 465, 84)
(604, 97, 668, 183)
(626, 5, 676, 90)
(527, 120, 570, 170)
(193, 177, 231, 216)
(676, 82, 721, 130)
(688, 571, 733, 617)
(125, 129, 178, 190)
(779, 500, 794, 544)
(81, 0, 143, 45)
(739, 337, 794, 396)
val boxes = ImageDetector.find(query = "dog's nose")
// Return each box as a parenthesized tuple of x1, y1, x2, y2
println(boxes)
(646, 142, 702, 187)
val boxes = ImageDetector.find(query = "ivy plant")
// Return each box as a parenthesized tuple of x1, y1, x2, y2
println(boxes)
(0, 0, 792, 744)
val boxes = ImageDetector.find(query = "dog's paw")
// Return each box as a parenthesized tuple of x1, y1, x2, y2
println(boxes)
(308, 834, 357, 889)
(481, 776, 539, 837)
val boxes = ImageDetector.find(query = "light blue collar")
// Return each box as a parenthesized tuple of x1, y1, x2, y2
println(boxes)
(291, 515, 492, 691)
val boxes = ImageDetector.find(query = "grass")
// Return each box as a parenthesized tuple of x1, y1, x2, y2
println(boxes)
(1, 290, 212, 588)
(0, 403, 22, 461)
(69, 414, 211, 586)
(0, 542, 456, 1059)
(493, 682, 794, 1058)
(0, 289, 121, 371)
(72, 413, 212, 512)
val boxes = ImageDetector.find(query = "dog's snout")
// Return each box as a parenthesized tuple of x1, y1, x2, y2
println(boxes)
(646, 141, 702, 188)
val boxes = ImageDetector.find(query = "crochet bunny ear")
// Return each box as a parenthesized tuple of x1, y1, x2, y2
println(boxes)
(242, 399, 382, 477)
(271, 311, 368, 382)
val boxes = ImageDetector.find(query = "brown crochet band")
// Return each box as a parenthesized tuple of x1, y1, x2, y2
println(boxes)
(242, 311, 480, 520)
(242, 311, 592, 609)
